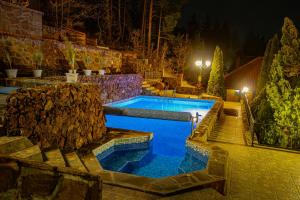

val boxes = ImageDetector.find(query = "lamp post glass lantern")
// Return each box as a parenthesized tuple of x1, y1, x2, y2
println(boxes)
(195, 59, 211, 87)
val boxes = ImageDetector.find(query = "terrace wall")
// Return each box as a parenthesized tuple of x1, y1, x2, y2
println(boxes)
(5, 83, 107, 150)
(189, 100, 224, 142)
(0, 0, 43, 38)
(79, 74, 143, 103)
(5, 74, 143, 103)
(0, 36, 122, 76)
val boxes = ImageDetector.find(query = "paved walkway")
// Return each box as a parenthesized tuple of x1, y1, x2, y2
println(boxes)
(208, 102, 245, 145)
(209, 102, 300, 200)
(216, 143, 300, 200)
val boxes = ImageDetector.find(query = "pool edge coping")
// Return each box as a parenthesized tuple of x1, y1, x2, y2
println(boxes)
(95, 97, 228, 196)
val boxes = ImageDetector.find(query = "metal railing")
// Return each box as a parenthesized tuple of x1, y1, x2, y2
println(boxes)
(243, 94, 300, 150)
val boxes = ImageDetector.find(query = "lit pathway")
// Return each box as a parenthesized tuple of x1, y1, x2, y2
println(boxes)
(208, 102, 246, 145)
(215, 143, 300, 200)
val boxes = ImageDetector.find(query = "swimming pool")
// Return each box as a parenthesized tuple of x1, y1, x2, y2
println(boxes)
(105, 96, 215, 120)
(97, 115, 209, 178)
(97, 96, 214, 178)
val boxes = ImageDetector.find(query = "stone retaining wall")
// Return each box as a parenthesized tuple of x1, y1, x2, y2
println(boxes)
(189, 100, 224, 142)
(4, 74, 143, 103)
(4, 83, 106, 150)
(0, 156, 102, 200)
(176, 86, 201, 95)
(0, 36, 122, 76)
(79, 74, 143, 103)
(0, 0, 43, 38)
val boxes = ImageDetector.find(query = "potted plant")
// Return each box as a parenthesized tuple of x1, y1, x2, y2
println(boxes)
(1, 37, 18, 78)
(64, 38, 78, 83)
(96, 56, 106, 75)
(82, 50, 92, 76)
(32, 48, 44, 78)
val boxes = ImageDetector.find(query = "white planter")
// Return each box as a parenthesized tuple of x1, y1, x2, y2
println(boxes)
(83, 69, 92, 76)
(68, 69, 77, 73)
(5, 69, 18, 78)
(33, 69, 43, 78)
(99, 69, 105, 75)
(66, 73, 78, 83)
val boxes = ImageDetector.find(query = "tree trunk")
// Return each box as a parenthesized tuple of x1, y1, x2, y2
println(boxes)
(55, 0, 58, 28)
(141, 0, 147, 56)
(121, 0, 126, 43)
(147, 0, 153, 56)
(60, 0, 64, 29)
(109, 0, 113, 43)
(157, 6, 162, 58)
(118, 0, 122, 41)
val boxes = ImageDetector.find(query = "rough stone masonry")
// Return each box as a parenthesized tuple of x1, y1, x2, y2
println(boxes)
(4, 83, 107, 150)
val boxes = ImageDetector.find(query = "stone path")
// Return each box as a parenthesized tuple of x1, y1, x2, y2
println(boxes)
(215, 143, 300, 200)
(208, 102, 245, 145)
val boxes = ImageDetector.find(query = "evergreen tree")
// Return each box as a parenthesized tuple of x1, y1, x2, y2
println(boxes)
(207, 46, 225, 99)
(256, 34, 279, 94)
(251, 34, 279, 130)
(266, 17, 300, 148)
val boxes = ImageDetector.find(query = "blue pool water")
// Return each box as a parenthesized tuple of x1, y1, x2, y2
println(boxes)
(97, 115, 209, 178)
(106, 96, 215, 117)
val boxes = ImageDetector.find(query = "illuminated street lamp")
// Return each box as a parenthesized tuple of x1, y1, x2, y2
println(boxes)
(242, 86, 249, 93)
(195, 59, 211, 87)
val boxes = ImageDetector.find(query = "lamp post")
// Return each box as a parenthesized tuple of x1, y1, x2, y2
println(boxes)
(195, 59, 211, 88)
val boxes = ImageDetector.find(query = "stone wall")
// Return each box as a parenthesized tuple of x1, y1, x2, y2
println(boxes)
(189, 100, 224, 142)
(0, 156, 102, 200)
(0, 0, 43, 38)
(4, 74, 143, 103)
(5, 83, 107, 150)
(79, 74, 143, 103)
(0, 36, 122, 76)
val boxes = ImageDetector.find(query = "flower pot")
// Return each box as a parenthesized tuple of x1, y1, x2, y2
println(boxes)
(5, 69, 18, 78)
(68, 69, 77, 73)
(83, 69, 92, 76)
(99, 69, 105, 75)
(33, 69, 43, 78)
(66, 72, 78, 83)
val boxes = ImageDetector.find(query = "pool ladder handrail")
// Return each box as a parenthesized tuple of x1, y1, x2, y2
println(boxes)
(190, 112, 201, 134)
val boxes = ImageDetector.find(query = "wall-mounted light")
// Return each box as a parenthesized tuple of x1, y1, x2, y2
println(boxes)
(205, 60, 211, 67)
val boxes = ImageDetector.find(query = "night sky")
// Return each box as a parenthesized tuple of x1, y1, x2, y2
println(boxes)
(180, 0, 300, 38)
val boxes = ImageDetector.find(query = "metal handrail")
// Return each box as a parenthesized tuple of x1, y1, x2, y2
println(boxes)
(242, 93, 300, 150)
(242, 94, 256, 146)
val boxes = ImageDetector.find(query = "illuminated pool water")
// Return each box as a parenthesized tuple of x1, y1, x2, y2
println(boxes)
(106, 96, 215, 118)
(97, 96, 214, 178)
(97, 115, 209, 178)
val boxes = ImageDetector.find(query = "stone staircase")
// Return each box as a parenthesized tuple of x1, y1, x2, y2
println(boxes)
(208, 113, 246, 145)
(142, 81, 161, 96)
(0, 136, 102, 174)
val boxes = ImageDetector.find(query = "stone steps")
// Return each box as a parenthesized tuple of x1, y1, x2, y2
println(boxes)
(80, 154, 103, 174)
(44, 148, 66, 167)
(9, 145, 43, 162)
(0, 136, 33, 154)
(142, 81, 161, 96)
(64, 151, 88, 172)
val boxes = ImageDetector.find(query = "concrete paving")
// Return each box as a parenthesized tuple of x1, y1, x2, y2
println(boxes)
(208, 102, 245, 145)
